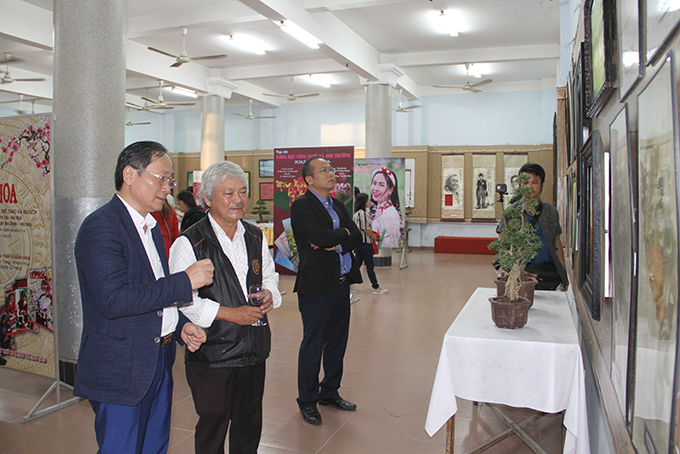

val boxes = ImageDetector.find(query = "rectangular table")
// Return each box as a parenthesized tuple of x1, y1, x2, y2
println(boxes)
(425, 288, 590, 454)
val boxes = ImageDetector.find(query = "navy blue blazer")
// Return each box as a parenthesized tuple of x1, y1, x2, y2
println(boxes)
(73, 196, 193, 406)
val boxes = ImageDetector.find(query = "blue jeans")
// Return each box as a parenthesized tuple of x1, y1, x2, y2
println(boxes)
(355, 242, 379, 288)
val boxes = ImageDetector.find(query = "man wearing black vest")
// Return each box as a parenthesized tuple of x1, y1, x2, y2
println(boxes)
(169, 161, 281, 454)
(290, 156, 363, 425)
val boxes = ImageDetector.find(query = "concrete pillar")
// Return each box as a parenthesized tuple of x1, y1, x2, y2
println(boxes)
(200, 95, 225, 169)
(365, 83, 393, 265)
(52, 0, 126, 383)
(365, 83, 392, 158)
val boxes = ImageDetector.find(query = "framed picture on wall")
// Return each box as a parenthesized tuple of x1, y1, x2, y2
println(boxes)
(259, 182, 274, 200)
(579, 129, 603, 321)
(259, 159, 274, 178)
(617, 0, 643, 100)
(609, 104, 637, 425)
(570, 43, 590, 162)
(584, 0, 615, 117)
(244, 171, 250, 198)
(632, 52, 680, 454)
(645, 0, 680, 65)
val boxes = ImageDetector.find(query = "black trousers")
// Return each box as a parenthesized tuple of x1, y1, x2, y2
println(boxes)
(296, 279, 351, 408)
(186, 361, 265, 454)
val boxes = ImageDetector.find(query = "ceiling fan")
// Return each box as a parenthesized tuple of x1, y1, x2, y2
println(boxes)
(394, 89, 421, 113)
(141, 80, 196, 110)
(233, 99, 276, 120)
(0, 53, 46, 85)
(433, 63, 492, 93)
(0, 94, 35, 115)
(125, 108, 151, 126)
(263, 75, 319, 101)
(148, 27, 228, 68)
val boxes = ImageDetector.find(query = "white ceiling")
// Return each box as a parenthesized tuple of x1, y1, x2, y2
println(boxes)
(0, 0, 560, 114)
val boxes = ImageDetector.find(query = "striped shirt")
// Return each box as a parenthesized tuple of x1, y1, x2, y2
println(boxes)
(353, 209, 372, 244)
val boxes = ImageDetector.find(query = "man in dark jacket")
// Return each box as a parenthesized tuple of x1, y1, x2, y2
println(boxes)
(169, 161, 281, 454)
(74, 141, 212, 453)
(290, 156, 363, 425)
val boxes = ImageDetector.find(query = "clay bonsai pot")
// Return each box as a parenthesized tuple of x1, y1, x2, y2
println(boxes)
(494, 276, 538, 306)
(489, 296, 531, 329)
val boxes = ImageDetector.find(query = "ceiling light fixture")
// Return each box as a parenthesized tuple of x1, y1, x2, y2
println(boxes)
(278, 20, 321, 49)
(435, 10, 459, 37)
(171, 86, 198, 98)
(469, 64, 482, 79)
(308, 74, 332, 88)
(228, 34, 267, 55)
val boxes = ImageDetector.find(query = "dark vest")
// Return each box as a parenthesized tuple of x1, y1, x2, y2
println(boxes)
(182, 217, 270, 368)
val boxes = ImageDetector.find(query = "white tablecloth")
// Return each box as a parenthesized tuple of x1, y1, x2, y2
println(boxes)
(425, 288, 590, 454)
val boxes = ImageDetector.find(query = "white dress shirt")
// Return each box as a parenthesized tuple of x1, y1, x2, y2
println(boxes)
(117, 195, 178, 337)
(169, 213, 281, 328)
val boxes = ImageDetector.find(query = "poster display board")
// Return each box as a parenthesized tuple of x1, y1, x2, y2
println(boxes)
(354, 158, 406, 249)
(472, 154, 496, 219)
(441, 155, 464, 220)
(0, 114, 54, 378)
(502, 154, 528, 208)
(272, 146, 354, 273)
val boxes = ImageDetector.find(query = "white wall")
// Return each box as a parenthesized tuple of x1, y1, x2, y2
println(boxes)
(125, 87, 557, 151)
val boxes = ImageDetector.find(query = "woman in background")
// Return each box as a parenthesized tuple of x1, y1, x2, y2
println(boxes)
(354, 193, 388, 295)
(151, 199, 180, 256)
(176, 188, 206, 232)
(369, 167, 403, 249)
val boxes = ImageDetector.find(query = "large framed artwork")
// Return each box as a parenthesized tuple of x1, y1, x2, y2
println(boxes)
(441, 155, 464, 220)
(584, 0, 615, 118)
(259, 159, 274, 178)
(579, 130, 603, 321)
(570, 43, 590, 162)
(632, 52, 680, 454)
(609, 104, 637, 424)
(617, 0, 643, 100)
(645, 0, 680, 65)
(471, 154, 496, 220)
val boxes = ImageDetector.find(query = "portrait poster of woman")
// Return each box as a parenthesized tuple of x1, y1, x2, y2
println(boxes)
(354, 158, 406, 249)
(441, 154, 464, 220)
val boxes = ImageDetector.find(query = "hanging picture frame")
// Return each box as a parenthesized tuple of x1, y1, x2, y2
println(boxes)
(579, 130, 603, 321)
(645, 0, 680, 66)
(609, 104, 637, 425)
(570, 43, 590, 162)
(631, 51, 680, 454)
(441, 154, 464, 220)
(617, 0, 643, 100)
(584, 0, 615, 117)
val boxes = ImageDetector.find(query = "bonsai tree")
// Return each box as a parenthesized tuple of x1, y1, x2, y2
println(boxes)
(488, 173, 541, 301)
(251, 199, 271, 222)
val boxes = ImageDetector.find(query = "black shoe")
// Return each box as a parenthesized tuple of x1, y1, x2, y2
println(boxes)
(300, 406, 322, 425)
(318, 396, 357, 411)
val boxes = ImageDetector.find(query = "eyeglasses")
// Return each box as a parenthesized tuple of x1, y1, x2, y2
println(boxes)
(144, 170, 177, 188)
(311, 167, 336, 176)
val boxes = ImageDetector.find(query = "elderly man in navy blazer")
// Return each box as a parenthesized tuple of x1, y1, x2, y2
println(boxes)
(73, 141, 214, 454)
(290, 156, 363, 425)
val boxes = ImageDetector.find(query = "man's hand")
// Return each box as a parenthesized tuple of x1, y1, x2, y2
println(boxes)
(185, 259, 214, 289)
(310, 242, 338, 252)
(181, 323, 206, 352)
(215, 290, 275, 325)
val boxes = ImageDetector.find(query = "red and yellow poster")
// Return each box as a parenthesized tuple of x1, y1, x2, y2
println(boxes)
(272, 146, 354, 273)
(0, 114, 54, 378)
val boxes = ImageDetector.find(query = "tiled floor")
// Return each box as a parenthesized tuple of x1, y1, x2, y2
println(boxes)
(0, 250, 564, 453)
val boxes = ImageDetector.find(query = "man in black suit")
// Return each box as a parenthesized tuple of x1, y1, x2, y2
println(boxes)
(290, 156, 363, 425)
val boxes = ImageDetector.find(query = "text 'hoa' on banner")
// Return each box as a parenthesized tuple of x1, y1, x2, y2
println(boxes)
(0, 114, 54, 378)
